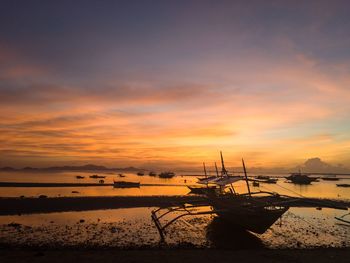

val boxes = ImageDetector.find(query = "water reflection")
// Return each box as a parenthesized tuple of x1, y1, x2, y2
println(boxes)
(206, 217, 264, 249)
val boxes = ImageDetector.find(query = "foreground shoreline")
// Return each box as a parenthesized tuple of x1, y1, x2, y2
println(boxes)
(1, 248, 349, 263)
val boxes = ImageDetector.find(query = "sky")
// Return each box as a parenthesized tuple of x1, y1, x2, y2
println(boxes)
(1, 0, 350, 169)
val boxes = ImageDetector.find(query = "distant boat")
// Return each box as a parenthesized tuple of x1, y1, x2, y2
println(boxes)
(252, 181, 260, 187)
(136, 172, 144, 176)
(337, 184, 350, 188)
(187, 185, 216, 195)
(76, 175, 85, 179)
(158, 172, 175, 178)
(322, 176, 339, 181)
(118, 173, 126, 177)
(286, 171, 318, 185)
(263, 178, 278, 184)
(113, 181, 140, 188)
(149, 171, 157, 176)
(89, 174, 106, 179)
(256, 175, 270, 180)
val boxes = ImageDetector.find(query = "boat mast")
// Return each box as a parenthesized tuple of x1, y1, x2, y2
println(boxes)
(203, 162, 209, 188)
(215, 162, 219, 177)
(242, 158, 251, 197)
(220, 151, 227, 176)
(203, 162, 207, 178)
(220, 151, 236, 195)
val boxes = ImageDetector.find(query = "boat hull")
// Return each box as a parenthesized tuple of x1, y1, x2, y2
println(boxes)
(208, 195, 289, 234)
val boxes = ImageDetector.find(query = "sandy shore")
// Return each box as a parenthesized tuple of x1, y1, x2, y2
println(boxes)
(0, 248, 349, 263)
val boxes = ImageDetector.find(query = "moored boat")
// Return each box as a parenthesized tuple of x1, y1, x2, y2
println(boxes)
(187, 185, 216, 195)
(158, 172, 175, 178)
(286, 172, 317, 185)
(322, 176, 339, 181)
(337, 183, 350, 187)
(113, 181, 140, 188)
(89, 174, 106, 179)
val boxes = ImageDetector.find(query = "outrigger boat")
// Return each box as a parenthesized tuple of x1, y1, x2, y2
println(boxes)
(151, 152, 349, 240)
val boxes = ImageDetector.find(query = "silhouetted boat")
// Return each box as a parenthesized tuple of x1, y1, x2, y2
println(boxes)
(136, 172, 144, 176)
(322, 176, 339, 181)
(262, 178, 278, 184)
(76, 175, 85, 179)
(158, 172, 175, 178)
(113, 181, 140, 188)
(337, 184, 350, 187)
(118, 173, 125, 177)
(187, 185, 216, 195)
(89, 174, 106, 179)
(149, 171, 157, 176)
(256, 175, 270, 180)
(286, 171, 317, 184)
(252, 181, 260, 187)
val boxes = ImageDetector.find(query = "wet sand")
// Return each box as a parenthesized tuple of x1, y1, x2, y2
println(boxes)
(0, 248, 349, 263)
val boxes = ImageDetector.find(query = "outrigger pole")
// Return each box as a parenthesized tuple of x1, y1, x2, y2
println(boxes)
(242, 158, 251, 197)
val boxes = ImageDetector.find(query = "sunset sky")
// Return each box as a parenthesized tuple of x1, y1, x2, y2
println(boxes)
(1, 0, 350, 169)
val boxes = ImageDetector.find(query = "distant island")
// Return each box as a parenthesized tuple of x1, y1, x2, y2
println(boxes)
(0, 164, 143, 172)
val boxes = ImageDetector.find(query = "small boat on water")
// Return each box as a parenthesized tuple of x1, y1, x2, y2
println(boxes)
(76, 175, 85, 179)
(158, 172, 175, 178)
(89, 174, 106, 179)
(286, 171, 317, 185)
(113, 181, 140, 188)
(256, 175, 270, 180)
(322, 176, 339, 181)
(136, 172, 144, 176)
(149, 171, 157, 176)
(262, 178, 278, 184)
(252, 181, 260, 187)
(337, 184, 350, 187)
(118, 173, 125, 177)
(187, 185, 216, 195)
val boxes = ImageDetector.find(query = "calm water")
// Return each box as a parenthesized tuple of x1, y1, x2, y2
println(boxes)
(0, 171, 349, 199)
(0, 171, 349, 248)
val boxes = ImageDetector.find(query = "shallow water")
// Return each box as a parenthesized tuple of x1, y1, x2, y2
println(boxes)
(0, 171, 349, 199)
(0, 171, 349, 248)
